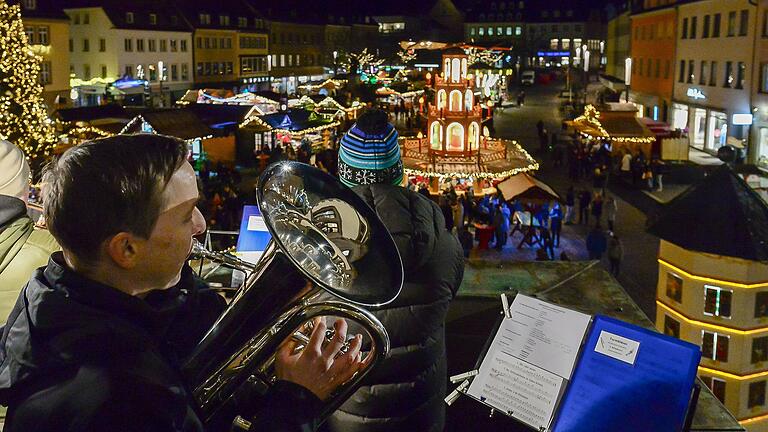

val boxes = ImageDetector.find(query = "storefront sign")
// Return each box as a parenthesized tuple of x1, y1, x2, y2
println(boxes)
(537, 51, 571, 57)
(686, 88, 706, 100)
(732, 113, 753, 125)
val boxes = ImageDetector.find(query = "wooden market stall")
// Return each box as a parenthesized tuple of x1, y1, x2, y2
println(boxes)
(568, 104, 656, 157)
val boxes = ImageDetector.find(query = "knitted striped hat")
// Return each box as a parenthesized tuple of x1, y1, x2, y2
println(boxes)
(338, 109, 403, 188)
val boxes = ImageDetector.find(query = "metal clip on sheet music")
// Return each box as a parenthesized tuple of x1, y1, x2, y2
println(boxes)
(450, 369, 479, 384)
(500, 293, 511, 319)
(444, 379, 470, 406)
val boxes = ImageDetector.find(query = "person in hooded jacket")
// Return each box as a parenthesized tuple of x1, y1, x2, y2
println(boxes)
(0, 140, 59, 324)
(0, 134, 367, 432)
(326, 109, 464, 432)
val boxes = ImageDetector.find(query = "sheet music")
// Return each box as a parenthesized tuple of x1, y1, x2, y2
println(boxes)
(467, 294, 591, 431)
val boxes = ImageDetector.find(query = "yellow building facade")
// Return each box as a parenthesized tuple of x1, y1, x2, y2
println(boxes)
(20, 3, 70, 110)
(652, 167, 768, 431)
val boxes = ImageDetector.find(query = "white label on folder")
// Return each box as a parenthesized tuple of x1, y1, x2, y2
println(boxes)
(594, 330, 640, 365)
(247, 215, 267, 232)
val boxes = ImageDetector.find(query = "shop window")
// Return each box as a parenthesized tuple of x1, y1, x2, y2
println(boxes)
(672, 103, 688, 131)
(707, 112, 728, 151)
(760, 128, 768, 169)
(753, 336, 768, 363)
(702, 331, 729, 362)
(700, 376, 726, 403)
(664, 315, 680, 338)
(704, 285, 732, 318)
(666, 272, 683, 302)
(756, 292, 768, 317)
(750, 381, 766, 408)
(693, 108, 706, 148)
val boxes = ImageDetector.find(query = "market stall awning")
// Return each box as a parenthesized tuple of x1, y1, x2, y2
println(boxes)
(122, 109, 214, 141)
(567, 105, 656, 154)
(240, 109, 339, 136)
(497, 172, 560, 203)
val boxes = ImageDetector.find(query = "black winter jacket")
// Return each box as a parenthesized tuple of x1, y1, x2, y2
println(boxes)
(0, 252, 323, 432)
(322, 184, 464, 432)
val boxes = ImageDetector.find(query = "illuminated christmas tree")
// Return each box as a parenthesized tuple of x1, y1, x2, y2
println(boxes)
(0, 0, 56, 165)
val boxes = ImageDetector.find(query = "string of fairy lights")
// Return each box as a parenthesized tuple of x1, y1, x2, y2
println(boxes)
(0, 1, 56, 160)
(573, 104, 656, 145)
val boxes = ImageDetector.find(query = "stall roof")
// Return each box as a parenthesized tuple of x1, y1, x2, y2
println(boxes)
(55, 104, 129, 123)
(647, 165, 768, 261)
(497, 172, 560, 203)
(260, 109, 334, 132)
(123, 109, 214, 140)
(186, 104, 253, 129)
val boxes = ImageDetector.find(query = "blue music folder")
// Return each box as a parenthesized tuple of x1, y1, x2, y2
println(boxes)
(551, 315, 701, 432)
(236, 205, 271, 255)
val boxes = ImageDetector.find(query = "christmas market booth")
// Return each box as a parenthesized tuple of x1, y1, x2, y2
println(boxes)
(568, 104, 656, 158)
(53, 104, 132, 153)
(121, 109, 235, 165)
(292, 95, 364, 123)
(238, 108, 339, 166)
(177, 89, 280, 115)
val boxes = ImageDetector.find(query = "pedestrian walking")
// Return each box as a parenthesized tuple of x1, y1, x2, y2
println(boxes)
(591, 192, 603, 227)
(549, 201, 563, 248)
(586, 225, 608, 260)
(492, 203, 510, 250)
(564, 186, 576, 224)
(578, 189, 591, 225)
(605, 195, 617, 232)
(607, 232, 624, 276)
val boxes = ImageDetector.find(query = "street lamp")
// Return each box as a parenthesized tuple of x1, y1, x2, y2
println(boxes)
(582, 46, 590, 105)
(624, 57, 632, 103)
(333, 51, 338, 76)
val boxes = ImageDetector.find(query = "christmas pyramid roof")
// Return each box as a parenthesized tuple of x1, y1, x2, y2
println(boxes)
(647, 165, 768, 261)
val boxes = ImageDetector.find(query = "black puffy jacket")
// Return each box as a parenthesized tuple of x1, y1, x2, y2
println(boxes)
(322, 184, 464, 432)
(0, 253, 323, 432)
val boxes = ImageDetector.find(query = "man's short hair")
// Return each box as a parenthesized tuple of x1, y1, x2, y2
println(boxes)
(43, 134, 189, 262)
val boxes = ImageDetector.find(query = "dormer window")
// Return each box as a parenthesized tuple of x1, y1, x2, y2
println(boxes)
(149, 14, 157, 25)
(170, 15, 178, 25)
(126, 12, 134, 24)
(219, 15, 229, 26)
(22, 0, 36, 10)
(199, 14, 210, 25)
(238, 17, 248, 27)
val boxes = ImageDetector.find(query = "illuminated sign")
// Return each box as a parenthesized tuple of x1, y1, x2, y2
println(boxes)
(686, 88, 706, 100)
(536, 51, 571, 57)
(732, 113, 753, 125)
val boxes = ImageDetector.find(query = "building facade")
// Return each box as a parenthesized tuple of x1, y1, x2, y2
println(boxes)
(671, 0, 755, 156)
(605, 9, 631, 84)
(64, 3, 193, 107)
(267, 20, 326, 94)
(629, 6, 677, 121)
(750, 0, 768, 170)
(17, 0, 70, 110)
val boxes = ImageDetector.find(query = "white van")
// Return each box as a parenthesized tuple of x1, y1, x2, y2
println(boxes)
(521, 70, 535, 85)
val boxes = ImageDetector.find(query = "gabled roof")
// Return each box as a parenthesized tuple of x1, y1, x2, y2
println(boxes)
(55, 104, 129, 123)
(647, 165, 768, 262)
(64, 0, 192, 31)
(11, 0, 68, 20)
(125, 109, 214, 140)
(260, 109, 333, 132)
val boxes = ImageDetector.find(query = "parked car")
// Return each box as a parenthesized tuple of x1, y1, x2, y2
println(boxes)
(521, 70, 535, 85)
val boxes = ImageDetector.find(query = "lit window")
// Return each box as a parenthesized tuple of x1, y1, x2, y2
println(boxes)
(506, 27, 512, 35)
(515, 26, 522, 36)
(479, 27, 485, 36)
(703, 285, 732, 318)
(149, 14, 157, 25)
(126, 12, 134, 24)
(550, 38, 558, 50)
(702, 331, 729, 361)
(700, 376, 726, 403)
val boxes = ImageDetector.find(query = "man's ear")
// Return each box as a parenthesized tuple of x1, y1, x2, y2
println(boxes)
(105, 232, 141, 269)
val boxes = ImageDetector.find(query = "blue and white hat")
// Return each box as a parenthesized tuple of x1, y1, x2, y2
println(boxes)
(338, 109, 403, 188)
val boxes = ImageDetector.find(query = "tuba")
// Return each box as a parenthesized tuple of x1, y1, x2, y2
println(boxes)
(182, 161, 404, 430)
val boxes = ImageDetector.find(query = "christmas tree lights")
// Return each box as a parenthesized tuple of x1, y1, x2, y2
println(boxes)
(0, 1, 56, 164)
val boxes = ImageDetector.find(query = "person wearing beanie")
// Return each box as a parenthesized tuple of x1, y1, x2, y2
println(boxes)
(0, 140, 59, 324)
(322, 109, 465, 432)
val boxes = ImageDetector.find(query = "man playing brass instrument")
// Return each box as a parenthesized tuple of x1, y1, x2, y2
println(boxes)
(0, 134, 365, 431)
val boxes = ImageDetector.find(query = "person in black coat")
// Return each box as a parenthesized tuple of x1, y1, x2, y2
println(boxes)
(329, 110, 465, 432)
(0, 135, 365, 432)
